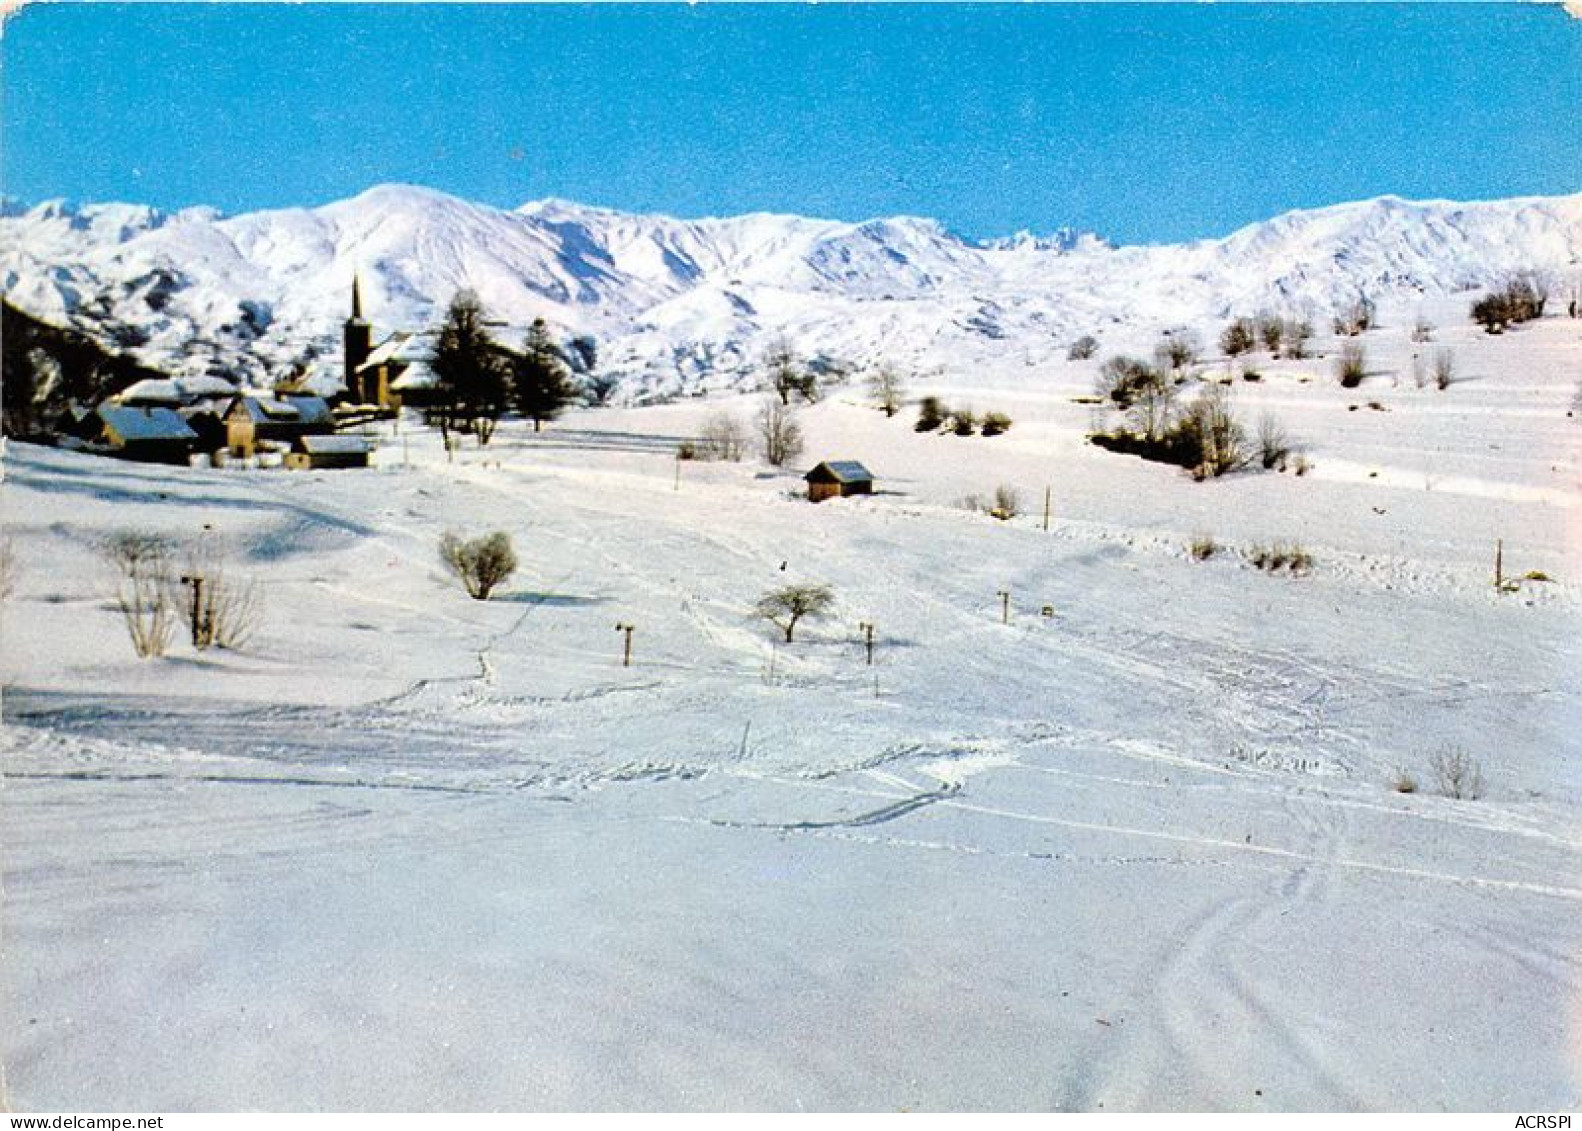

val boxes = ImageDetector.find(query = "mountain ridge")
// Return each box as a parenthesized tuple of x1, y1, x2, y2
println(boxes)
(3, 184, 1579, 397)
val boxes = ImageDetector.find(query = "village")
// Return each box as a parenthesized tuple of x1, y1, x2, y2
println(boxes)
(39, 280, 423, 471)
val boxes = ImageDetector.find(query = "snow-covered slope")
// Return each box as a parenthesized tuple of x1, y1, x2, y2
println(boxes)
(3, 184, 1580, 394)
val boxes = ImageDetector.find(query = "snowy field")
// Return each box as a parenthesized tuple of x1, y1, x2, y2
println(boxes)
(3, 300, 1580, 1111)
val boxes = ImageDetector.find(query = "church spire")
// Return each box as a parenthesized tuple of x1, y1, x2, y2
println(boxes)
(350, 274, 365, 322)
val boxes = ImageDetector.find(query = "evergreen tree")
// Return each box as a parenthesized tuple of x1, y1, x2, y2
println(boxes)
(429, 290, 511, 446)
(514, 318, 576, 432)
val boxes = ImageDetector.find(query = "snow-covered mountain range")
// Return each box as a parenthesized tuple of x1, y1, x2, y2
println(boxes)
(3, 184, 1579, 396)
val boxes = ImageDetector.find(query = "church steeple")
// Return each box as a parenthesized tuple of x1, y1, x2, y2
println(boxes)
(343, 273, 374, 402)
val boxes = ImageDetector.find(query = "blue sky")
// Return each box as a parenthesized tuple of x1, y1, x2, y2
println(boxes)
(3, 3, 1578, 244)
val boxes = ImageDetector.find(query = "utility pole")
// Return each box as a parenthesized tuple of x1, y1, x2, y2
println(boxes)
(858, 621, 875, 665)
(997, 589, 1010, 625)
(1043, 486, 1051, 532)
(674, 452, 682, 491)
(1494, 539, 1504, 592)
(615, 622, 635, 667)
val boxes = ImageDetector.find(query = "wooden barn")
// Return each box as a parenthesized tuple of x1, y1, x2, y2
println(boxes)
(92, 405, 198, 465)
(284, 433, 373, 470)
(804, 460, 875, 502)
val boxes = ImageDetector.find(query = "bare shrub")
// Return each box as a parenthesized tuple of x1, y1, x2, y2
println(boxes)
(915, 396, 949, 432)
(103, 530, 176, 658)
(1257, 313, 1285, 355)
(1281, 318, 1313, 359)
(950, 407, 978, 436)
(1390, 769, 1418, 794)
(1177, 385, 1248, 478)
(697, 411, 748, 461)
(1066, 335, 1099, 361)
(1256, 412, 1291, 470)
(1248, 541, 1314, 575)
(981, 411, 1013, 437)
(755, 582, 834, 643)
(440, 530, 518, 600)
(1432, 347, 1456, 391)
(1189, 533, 1218, 561)
(1336, 341, 1368, 388)
(756, 396, 805, 467)
(1097, 356, 1159, 408)
(1471, 272, 1548, 333)
(1430, 747, 1485, 800)
(178, 541, 261, 651)
(1155, 329, 1201, 372)
(1332, 295, 1376, 336)
(991, 484, 1021, 519)
(1220, 318, 1256, 357)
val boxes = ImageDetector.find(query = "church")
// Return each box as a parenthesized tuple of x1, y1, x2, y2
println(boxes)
(341, 277, 427, 409)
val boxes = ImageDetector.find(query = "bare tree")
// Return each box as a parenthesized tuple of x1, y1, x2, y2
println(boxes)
(1432, 347, 1456, 390)
(756, 396, 805, 467)
(755, 582, 834, 643)
(440, 530, 518, 600)
(698, 411, 748, 461)
(764, 336, 816, 405)
(1124, 369, 1177, 442)
(867, 363, 907, 417)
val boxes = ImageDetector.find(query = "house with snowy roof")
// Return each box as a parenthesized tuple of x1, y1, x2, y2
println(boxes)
(91, 405, 198, 465)
(284, 433, 374, 470)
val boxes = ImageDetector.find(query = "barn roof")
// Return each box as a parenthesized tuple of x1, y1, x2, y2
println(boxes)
(294, 434, 373, 455)
(98, 405, 198, 443)
(805, 460, 874, 484)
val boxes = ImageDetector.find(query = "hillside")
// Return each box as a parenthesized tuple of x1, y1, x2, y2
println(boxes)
(2, 288, 1580, 1107)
